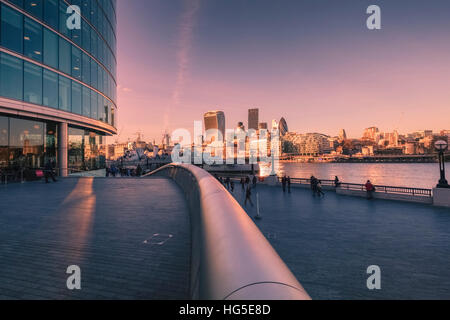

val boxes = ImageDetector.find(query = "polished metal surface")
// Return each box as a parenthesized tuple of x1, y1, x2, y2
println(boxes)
(145, 164, 311, 300)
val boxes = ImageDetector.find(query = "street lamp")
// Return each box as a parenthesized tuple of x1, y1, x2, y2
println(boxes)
(435, 140, 449, 188)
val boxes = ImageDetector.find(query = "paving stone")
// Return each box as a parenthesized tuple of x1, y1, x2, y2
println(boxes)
(232, 184, 450, 299)
(0, 177, 191, 300)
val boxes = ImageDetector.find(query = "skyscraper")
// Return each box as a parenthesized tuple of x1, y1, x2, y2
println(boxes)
(0, 0, 117, 176)
(339, 129, 347, 141)
(204, 111, 225, 143)
(279, 118, 288, 136)
(258, 123, 268, 130)
(248, 108, 259, 131)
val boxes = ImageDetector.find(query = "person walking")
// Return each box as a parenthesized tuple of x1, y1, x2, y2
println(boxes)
(241, 177, 245, 191)
(245, 185, 254, 207)
(230, 180, 235, 193)
(252, 175, 257, 188)
(316, 180, 325, 197)
(44, 159, 57, 183)
(282, 176, 287, 193)
(365, 180, 375, 200)
(287, 176, 291, 193)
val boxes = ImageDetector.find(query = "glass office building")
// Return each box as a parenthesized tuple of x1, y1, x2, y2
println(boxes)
(0, 0, 117, 179)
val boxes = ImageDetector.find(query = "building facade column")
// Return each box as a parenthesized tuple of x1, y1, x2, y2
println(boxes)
(58, 122, 68, 177)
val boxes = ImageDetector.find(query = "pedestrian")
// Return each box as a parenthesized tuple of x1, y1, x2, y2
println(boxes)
(44, 159, 57, 183)
(365, 180, 375, 200)
(230, 180, 235, 192)
(225, 177, 231, 190)
(316, 180, 325, 197)
(252, 175, 257, 188)
(241, 177, 245, 191)
(245, 176, 250, 186)
(310, 176, 318, 196)
(136, 164, 142, 177)
(281, 176, 287, 192)
(334, 176, 341, 187)
(287, 176, 291, 193)
(245, 185, 254, 207)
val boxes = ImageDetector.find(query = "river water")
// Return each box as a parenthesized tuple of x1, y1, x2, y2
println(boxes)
(267, 162, 444, 189)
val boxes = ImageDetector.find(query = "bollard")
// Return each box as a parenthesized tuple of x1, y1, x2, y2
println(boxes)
(255, 193, 262, 220)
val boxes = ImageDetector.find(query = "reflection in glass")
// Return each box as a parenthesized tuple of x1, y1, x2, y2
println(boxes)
(68, 127, 106, 173)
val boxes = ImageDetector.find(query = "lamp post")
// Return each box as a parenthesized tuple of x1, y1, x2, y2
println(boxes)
(435, 140, 449, 188)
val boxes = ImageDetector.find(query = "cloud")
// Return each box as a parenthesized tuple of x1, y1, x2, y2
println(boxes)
(117, 84, 133, 93)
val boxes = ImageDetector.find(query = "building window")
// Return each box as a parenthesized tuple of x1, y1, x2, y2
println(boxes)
(24, 61, 43, 105)
(43, 69, 58, 109)
(59, 38, 71, 75)
(58, 75, 71, 112)
(71, 81, 82, 115)
(90, 91, 98, 119)
(43, 0, 58, 29)
(0, 52, 23, 101)
(90, 59, 98, 89)
(24, 17, 43, 62)
(43, 28, 58, 69)
(1, 4, 23, 54)
(24, 0, 43, 20)
(81, 52, 90, 85)
(82, 86, 91, 117)
(71, 46, 82, 80)
(9, 117, 45, 169)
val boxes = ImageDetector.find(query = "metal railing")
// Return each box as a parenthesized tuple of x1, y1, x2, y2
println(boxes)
(213, 174, 433, 198)
(144, 163, 311, 300)
(337, 182, 432, 197)
(275, 177, 432, 198)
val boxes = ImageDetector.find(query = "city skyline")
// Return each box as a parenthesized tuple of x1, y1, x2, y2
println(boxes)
(115, 0, 450, 143)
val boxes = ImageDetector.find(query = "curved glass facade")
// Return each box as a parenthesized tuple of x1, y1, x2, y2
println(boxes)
(0, 0, 117, 126)
(0, 0, 117, 177)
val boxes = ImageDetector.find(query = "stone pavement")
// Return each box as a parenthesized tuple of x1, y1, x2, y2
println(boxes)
(231, 183, 450, 300)
(0, 177, 191, 300)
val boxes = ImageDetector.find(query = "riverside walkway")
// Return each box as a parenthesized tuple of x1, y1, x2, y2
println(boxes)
(0, 177, 190, 300)
(231, 184, 450, 300)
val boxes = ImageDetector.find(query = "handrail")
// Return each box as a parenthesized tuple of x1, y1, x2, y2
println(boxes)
(143, 163, 310, 300)
(273, 177, 432, 197)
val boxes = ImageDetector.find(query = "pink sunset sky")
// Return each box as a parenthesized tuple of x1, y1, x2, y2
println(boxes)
(112, 0, 450, 143)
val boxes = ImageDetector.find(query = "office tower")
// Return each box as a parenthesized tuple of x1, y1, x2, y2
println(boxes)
(0, 0, 118, 176)
(204, 111, 225, 143)
(339, 129, 347, 141)
(248, 108, 259, 130)
(279, 117, 288, 136)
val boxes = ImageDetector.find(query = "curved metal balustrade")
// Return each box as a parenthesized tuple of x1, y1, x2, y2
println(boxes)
(144, 163, 311, 300)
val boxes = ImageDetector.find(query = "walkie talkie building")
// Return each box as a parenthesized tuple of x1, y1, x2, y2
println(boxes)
(0, 0, 117, 178)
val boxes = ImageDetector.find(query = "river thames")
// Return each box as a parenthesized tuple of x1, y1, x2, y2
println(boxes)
(269, 162, 444, 189)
